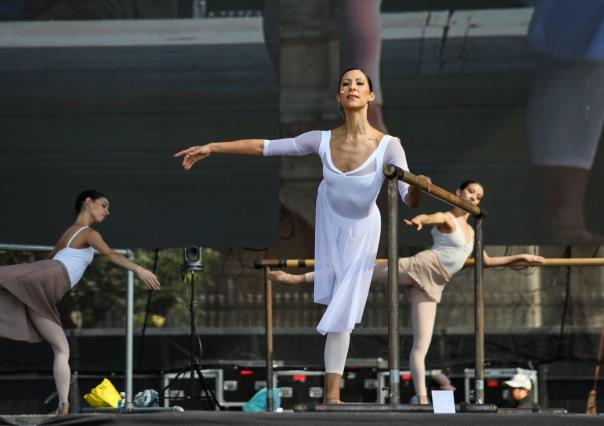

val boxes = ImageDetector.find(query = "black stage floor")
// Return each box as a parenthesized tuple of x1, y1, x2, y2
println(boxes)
(2, 412, 604, 426)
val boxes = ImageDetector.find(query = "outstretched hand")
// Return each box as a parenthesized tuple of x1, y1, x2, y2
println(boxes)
(174, 145, 211, 171)
(404, 217, 423, 231)
(138, 268, 161, 290)
(268, 270, 305, 285)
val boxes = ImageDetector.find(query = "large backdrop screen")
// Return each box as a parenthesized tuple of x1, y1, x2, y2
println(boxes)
(1, 0, 603, 247)
(0, 1, 280, 248)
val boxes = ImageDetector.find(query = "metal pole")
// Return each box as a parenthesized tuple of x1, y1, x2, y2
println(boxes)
(125, 249, 135, 410)
(387, 175, 400, 405)
(473, 216, 485, 404)
(264, 266, 274, 411)
(189, 272, 196, 401)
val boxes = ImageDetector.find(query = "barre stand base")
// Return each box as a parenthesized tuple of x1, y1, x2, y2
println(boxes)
(295, 402, 498, 413)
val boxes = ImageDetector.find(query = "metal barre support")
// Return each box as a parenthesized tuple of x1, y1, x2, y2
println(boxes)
(384, 165, 486, 406)
(263, 266, 274, 411)
(383, 165, 481, 217)
(387, 169, 401, 404)
(473, 215, 485, 404)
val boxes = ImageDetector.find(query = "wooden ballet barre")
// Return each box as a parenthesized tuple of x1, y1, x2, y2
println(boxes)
(255, 259, 385, 268)
(255, 257, 604, 269)
(465, 257, 604, 267)
(383, 165, 482, 217)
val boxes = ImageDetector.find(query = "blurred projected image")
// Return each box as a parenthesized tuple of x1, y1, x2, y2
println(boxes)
(283, 0, 604, 245)
(3, 0, 264, 20)
(0, 0, 280, 248)
(527, 0, 604, 244)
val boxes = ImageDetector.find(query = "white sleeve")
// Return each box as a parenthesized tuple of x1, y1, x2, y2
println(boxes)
(263, 130, 322, 157)
(383, 137, 411, 205)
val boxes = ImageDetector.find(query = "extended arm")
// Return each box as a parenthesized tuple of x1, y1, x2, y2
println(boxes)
(85, 230, 161, 290)
(483, 251, 545, 267)
(404, 212, 455, 233)
(175, 131, 322, 171)
(175, 139, 265, 170)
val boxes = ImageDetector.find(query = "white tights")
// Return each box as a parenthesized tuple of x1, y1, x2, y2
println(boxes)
(371, 263, 438, 397)
(28, 307, 71, 404)
(405, 286, 437, 398)
(324, 331, 350, 374)
(322, 262, 438, 399)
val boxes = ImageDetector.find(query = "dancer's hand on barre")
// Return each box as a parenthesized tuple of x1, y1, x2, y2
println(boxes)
(268, 270, 306, 285)
(417, 174, 432, 192)
(405, 174, 432, 207)
(174, 145, 211, 170)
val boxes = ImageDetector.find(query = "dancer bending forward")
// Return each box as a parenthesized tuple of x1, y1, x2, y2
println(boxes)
(0, 190, 160, 415)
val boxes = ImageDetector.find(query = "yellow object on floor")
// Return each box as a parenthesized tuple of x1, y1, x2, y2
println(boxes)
(84, 378, 121, 408)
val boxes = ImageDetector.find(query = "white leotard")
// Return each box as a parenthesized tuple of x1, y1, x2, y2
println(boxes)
(430, 214, 474, 276)
(53, 227, 94, 287)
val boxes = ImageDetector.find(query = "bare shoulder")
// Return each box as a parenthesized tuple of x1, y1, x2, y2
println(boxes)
(438, 212, 457, 232)
(53, 229, 70, 249)
(84, 228, 101, 239)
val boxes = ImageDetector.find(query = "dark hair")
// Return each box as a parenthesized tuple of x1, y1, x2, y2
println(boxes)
(75, 189, 107, 214)
(458, 180, 484, 192)
(338, 68, 374, 93)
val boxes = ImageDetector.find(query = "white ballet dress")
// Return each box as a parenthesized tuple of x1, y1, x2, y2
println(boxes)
(264, 130, 411, 334)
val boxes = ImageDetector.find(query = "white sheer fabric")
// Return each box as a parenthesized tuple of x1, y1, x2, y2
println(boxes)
(264, 130, 411, 334)
(264, 131, 410, 200)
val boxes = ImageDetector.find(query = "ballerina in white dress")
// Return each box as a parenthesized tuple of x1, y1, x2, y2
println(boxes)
(175, 68, 426, 403)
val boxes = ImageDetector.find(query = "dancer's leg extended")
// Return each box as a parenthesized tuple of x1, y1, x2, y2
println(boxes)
(27, 307, 70, 412)
(372, 260, 416, 285)
(407, 286, 437, 404)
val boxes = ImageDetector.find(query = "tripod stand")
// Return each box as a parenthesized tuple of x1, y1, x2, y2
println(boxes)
(162, 270, 221, 410)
